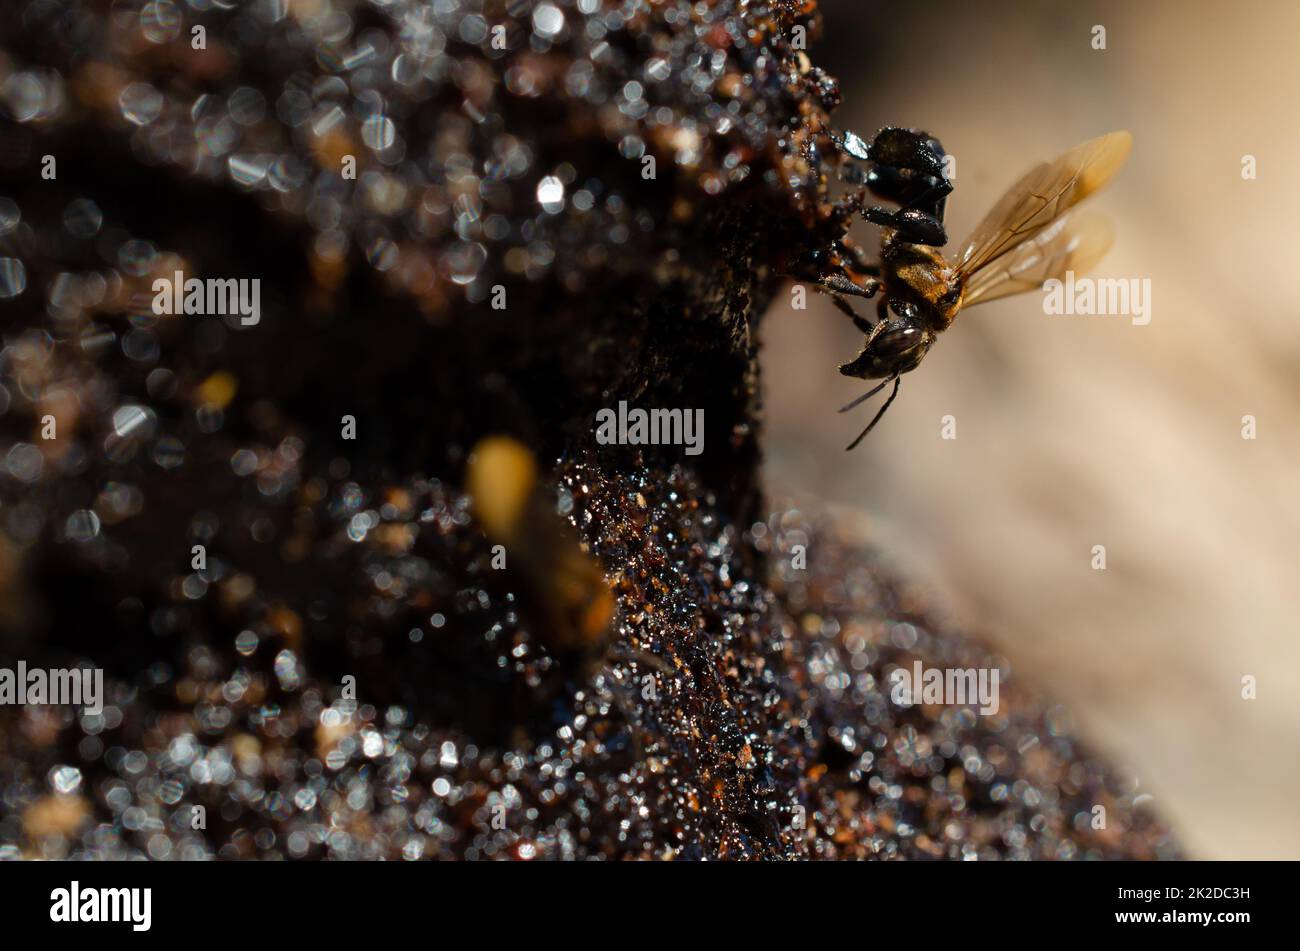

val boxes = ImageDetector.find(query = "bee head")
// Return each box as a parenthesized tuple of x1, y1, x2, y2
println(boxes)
(839, 312, 933, 380)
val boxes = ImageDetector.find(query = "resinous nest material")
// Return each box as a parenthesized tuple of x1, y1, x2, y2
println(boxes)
(0, 0, 1178, 859)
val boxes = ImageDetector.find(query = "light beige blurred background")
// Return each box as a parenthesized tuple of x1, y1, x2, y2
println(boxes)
(761, 0, 1300, 859)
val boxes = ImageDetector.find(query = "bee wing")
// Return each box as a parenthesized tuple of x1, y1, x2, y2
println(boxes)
(961, 212, 1115, 307)
(955, 131, 1131, 280)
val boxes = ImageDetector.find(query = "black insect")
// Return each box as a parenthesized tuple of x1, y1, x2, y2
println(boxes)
(800, 126, 1132, 448)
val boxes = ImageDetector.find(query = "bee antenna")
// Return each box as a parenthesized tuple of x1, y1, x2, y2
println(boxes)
(838, 378, 891, 414)
(845, 377, 901, 450)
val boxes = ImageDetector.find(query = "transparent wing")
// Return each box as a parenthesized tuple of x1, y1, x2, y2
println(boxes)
(955, 131, 1131, 279)
(962, 212, 1115, 307)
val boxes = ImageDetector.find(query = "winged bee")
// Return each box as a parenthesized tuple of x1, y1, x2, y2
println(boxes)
(813, 128, 1133, 448)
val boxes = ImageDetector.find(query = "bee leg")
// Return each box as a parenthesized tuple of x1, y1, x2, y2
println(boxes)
(865, 128, 952, 213)
(845, 377, 901, 451)
(875, 293, 890, 324)
(819, 272, 880, 300)
(825, 292, 875, 335)
(866, 127, 949, 180)
(804, 271, 880, 334)
(860, 127, 953, 246)
(863, 205, 948, 246)
(839, 241, 880, 275)
(867, 172, 953, 218)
